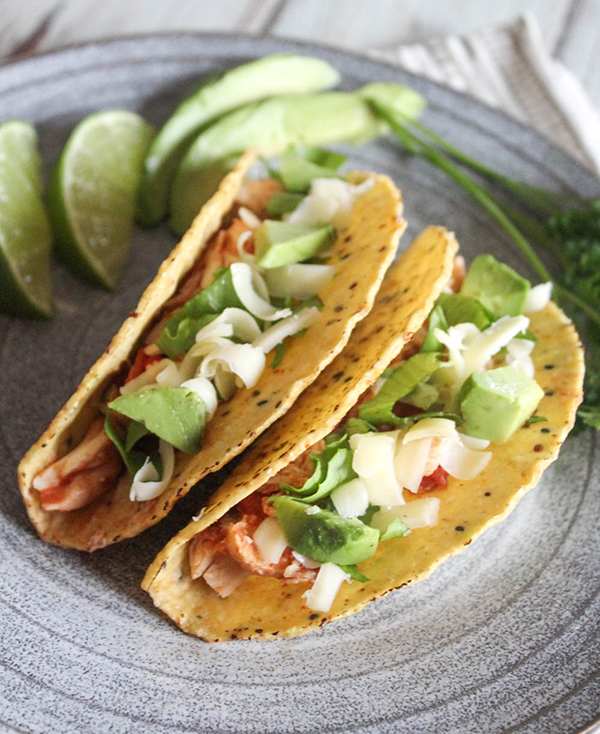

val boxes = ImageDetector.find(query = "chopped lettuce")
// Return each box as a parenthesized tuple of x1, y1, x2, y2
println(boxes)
(358, 352, 441, 426)
(420, 304, 448, 353)
(402, 382, 439, 410)
(343, 417, 376, 436)
(157, 267, 245, 358)
(281, 436, 357, 503)
(266, 192, 304, 218)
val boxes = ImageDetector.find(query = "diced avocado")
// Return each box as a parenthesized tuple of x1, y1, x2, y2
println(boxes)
(436, 292, 493, 330)
(265, 192, 304, 218)
(273, 496, 379, 565)
(255, 220, 335, 269)
(459, 366, 544, 442)
(108, 387, 206, 454)
(136, 54, 340, 225)
(278, 155, 342, 193)
(461, 254, 530, 318)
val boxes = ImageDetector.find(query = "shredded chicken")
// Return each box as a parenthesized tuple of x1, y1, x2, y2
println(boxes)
(189, 442, 323, 597)
(33, 420, 123, 511)
(235, 178, 284, 217)
(198, 218, 253, 289)
(202, 555, 250, 598)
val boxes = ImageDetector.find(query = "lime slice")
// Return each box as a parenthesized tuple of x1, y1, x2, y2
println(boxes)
(0, 121, 53, 318)
(49, 110, 154, 290)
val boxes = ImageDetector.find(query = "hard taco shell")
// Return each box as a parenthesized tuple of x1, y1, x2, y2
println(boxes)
(19, 151, 405, 551)
(143, 225, 476, 640)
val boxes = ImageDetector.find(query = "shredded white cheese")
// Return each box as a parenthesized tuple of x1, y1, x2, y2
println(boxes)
(303, 563, 350, 612)
(155, 360, 183, 388)
(287, 177, 374, 229)
(440, 440, 492, 480)
(403, 418, 460, 444)
(350, 432, 404, 506)
(230, 262, 292, 321)
(330, 478, 369, 518)
(252, 307, 321, 355)
(130, 440, 175, 502)
(505, 337, 536, 379)
(200, 343, 266, 399)
(371, 497, 440, 532)
(119, 358, 171, 396)
(238, 206, 261, 229)
(394, 436, 434, 493)
(181, 376, 219, 420)
(524, 282, 552, 313)
(253, 517, 288, 565)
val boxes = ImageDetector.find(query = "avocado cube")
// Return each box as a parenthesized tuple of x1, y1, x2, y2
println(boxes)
(461, 254, 530, 318)
(273, 496, 379, 565)
(459, 366, 544, 443)
(436, 292, 493, 330)
(254, 220, 335, 268)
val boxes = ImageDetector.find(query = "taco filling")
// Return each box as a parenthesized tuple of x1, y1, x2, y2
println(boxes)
(29, 152, 384, 515)
(185, 254, 555, 611)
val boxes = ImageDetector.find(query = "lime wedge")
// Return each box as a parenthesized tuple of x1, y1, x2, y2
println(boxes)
(48, 111, 154, 290)
(0, 121, 53, 318)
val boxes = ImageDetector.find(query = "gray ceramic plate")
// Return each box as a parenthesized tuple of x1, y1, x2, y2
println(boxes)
(0, 34, 599, 734)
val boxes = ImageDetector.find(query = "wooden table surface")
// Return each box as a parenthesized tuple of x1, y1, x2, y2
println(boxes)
(2, 0, 599, 106)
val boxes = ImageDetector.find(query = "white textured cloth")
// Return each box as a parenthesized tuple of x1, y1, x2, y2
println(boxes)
(371, 12, 600, 175)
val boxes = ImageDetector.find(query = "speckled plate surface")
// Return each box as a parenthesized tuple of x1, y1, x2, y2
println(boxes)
(0, 34, 599, 734)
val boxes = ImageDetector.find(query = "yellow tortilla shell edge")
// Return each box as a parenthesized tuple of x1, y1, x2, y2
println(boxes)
(142, 226, 463, 639)
(18, 157, 405, 551)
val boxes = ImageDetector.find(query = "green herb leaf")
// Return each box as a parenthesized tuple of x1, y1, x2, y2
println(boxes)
(271, 341, 286, 368)
(524, 415, 548, 425)
(379, 516, 408, 542)
(339, 564, 370, 582)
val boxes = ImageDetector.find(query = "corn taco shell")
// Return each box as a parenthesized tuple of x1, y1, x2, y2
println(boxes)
(143, 234, 584, 642)
(18, 151, 405, 551)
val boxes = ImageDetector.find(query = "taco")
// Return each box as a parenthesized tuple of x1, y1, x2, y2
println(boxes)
(18, 150, 406, 551)
(143, 236, 584, 641)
